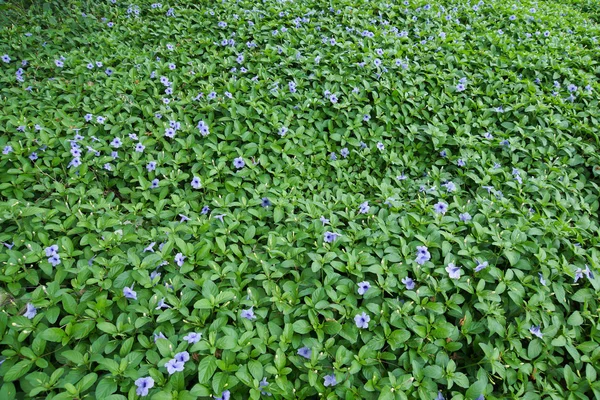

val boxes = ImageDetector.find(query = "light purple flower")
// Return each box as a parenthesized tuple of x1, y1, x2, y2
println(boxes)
(191, 177, 201, 189)
(45, 245, 59, 257)
(174, 351, 189, 363)
(214, 390, 231, 400)
(402, 277, 415, 290)
(415, 246, 430, 265)
(529, 325, 543, 338)
(324, 374, 337, 387)
(320, 216, 330, 225)
(357, 281, 370, 295)
(538, 273, 547, 286)
(123, 286, 137, 300)
(354, 312, 370, 329)
(135, 143, 145, 153)
(165, 359, 185, 375)
(474, 260, 489, 272)
(324, 231, 339, 243)
(155, 298, 169, 310)
(48, 254, 61, 266)
(446, 263, 461, 279)
(241, 307, 256, 320)
(459, 212, 472, 222)
(233, 157, 245, 169)
(183, 332, 202, 344)
(358, 201, 370, 214)
(298, 347, 311, 359)
(135, 377, 154, 397)
(24, 303, 37, 319)
(434, 201, 448, 214)
(174, 253, 185, 267)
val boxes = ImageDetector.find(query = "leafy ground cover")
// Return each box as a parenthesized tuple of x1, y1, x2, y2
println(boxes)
(1, 0, 600, 399)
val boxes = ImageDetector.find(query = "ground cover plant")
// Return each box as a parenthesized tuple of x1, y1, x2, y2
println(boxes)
(1, 0, 600, 398)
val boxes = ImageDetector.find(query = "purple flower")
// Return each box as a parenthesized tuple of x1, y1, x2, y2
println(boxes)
(297, 347, 311, 359)
(48, 254, 61, 266)
(324, 231, 339, 243)
(135, 143, 145, 153)
(357, 281, 371, 295)
(183, 332, 202, 344)
(443, 182, 456, 192)
(29, 152, 38, 161)
(241, 307, 256, 320)
(433, 201, 448, 214)
(191, 177, 201, 189)
(376, 142, 384, 151)
(45, 245, 59, 257)
(324, 374, 337, 387)
(174, 351, 189, 363)
(446, 263, 461, 279)
(155, 298, 169, 310)
(459, 212, 472, 222)
(55, 60, 64, 67)
(105, 68, 113, 76)
(201, 205, 210, 215)
(340, 148, 349, 158)
(165, 359, 185, 375)
(165, 128, 175, 138)
(415, 246, 431, 265)
(144, 242, 156, 252)
(174, 253, 185, 267)
(474, 260, 489, 272)
(456, 83, 466, 92)
(1, 54, 10, 63)
(358, 201, 370, 214)
(151, 179, 159, 189)
(123, 286, 137, 300)
(440, 150, 447, 157)
(233, 157, 245, 169)
(529, 325, 543, 338)
(583, 265, 594, 280)
(135, 377, 154, 397)
(110, 138, 122, 148)
(147, 161, 157, 172)
(261, 197, 271, 208)
(24, 303, 37, 319)
(402, 277, 415, 290)
(538, 273, 547, 286)
(320, 216, 330, 225)
(3, 145, 13, 154)
(259, 377, 270, 396)
(214, 390, 230, 400)
(354, 312, 370, 329)
(330, 152, 337, 161)
(153, 332, 166, 342)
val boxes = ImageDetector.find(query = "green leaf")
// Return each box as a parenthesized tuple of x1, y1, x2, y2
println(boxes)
(248, 360, 263, 381)
(96, 377, 117, 399)
(274, 206, 284, 223)
(567, 311, 584, 326)
(3, 360, 33, 382)
(40, 328, 65, 342)
(198, 356, 217, 384)
(292, 319, 312, 334)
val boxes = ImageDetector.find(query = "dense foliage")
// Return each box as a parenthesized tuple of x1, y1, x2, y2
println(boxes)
(1, 0, 600, 399)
